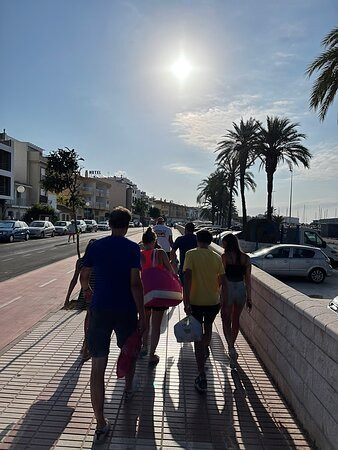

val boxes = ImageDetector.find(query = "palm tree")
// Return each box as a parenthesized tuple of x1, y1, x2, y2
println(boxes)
(197, 171, 228, 225)
(258, 117, 311, 221)
(306, 27, 338, 121)
(219, 157, 256, 228)
(216, 118, 260, 226)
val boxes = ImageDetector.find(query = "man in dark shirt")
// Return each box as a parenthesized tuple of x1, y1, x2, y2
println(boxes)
(171, 222, 197, 283)
(80, 207, 145, 444)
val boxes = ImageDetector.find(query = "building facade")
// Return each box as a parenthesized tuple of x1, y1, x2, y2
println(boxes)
(78, 175, 111, 221)
(0, 134, 15, 218)
(0, 131, 48, 219)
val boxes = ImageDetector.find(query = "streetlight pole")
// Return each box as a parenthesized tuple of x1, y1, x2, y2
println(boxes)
(288, 168, 293, 225)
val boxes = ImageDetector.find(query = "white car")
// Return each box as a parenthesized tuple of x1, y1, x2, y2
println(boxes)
(97, 221, 110, 231)
(76, 220, 87, 233)
(250, 244, 333, 283)
(54, 220, 71, 235)
(129, 222, 135, 228)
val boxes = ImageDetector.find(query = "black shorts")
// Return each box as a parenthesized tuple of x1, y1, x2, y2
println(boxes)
(191, 304, 220, 325)
(88, 308, 138, 357)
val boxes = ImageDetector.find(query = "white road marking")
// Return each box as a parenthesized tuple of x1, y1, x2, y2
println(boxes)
(2, 258, 14, 262)
(66, 269, 74, 274)
(37, 250, 45, 254)
(39, 278, 57, 288)
(23, 254, 32, 257)
(0, 296, 23, 310)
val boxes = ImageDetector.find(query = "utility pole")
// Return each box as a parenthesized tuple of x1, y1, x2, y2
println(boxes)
(288, 168, 293, 224)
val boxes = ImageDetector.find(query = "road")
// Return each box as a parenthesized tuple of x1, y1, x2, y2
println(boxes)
(0, 228, 143, 282)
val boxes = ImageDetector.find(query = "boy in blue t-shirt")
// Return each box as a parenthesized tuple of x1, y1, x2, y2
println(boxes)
(81, 207, 145, 444)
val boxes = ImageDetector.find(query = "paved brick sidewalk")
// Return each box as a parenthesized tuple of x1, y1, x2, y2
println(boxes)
(0, 304, 311, 449)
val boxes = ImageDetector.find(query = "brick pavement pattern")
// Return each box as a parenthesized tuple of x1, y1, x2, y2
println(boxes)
(0, 305, 311, 449)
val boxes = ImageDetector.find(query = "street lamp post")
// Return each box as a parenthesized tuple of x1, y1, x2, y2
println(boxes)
(288, 168, 293, 225)
(17, 185, 25, 218)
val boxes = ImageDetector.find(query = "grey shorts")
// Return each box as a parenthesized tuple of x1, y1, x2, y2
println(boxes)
(226, 281, 247, 307)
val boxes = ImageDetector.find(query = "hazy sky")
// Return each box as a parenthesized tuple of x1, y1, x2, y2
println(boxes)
(1, 0, 337, 221)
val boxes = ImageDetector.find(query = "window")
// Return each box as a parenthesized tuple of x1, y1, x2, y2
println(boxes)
(0, 150, 11, 171)
(0, 175, 11, 196)
(304, 231, 324, 247)
(293, 248, 315, 259)
(268, 247, 290, 258)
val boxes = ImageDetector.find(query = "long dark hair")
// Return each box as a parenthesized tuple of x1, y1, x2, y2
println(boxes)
(222, 233, 242, 263)
(83, 239, 96, 259)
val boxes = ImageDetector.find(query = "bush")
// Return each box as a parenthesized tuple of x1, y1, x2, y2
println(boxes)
(23, 204, 57, 224)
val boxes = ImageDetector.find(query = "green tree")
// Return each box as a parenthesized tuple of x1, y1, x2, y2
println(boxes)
(133, 198, 149, 227)
(23, 203, 57, 224)
(306, 27, 338, 121)
(258, 117, 311, 221)
(148, 206, 161, 220)
(42, 148, 84, 258)
(216, 118, 260, 227)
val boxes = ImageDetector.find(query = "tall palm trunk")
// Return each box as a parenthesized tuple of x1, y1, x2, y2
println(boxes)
(266, 170, 274, 221)
(239, 172, 247, 227)
(227, 184, 234, 228)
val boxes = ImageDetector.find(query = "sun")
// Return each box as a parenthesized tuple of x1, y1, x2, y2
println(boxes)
(171, 56, 192, 81)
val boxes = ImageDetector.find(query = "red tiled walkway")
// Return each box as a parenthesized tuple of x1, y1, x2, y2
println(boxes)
(0, 303, 311, 449)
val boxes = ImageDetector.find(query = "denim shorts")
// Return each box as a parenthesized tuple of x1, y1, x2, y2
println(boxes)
(88, 308, 138, 357)
(226, 281, 247, 307)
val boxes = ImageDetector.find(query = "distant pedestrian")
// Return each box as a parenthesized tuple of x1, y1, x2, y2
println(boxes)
(140, 227, 175, 364)
(221, 233, 252, 368)
(183, 230, 226, 393)
(153, 217, 173, 259)
(64, 239, 96, 362)
(80, 207, 145, 445)
(68, 220, 76, 243)
(171, 222, 197, 283)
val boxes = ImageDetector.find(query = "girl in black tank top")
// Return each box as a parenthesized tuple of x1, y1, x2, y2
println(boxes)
(221, 233, 252, 368)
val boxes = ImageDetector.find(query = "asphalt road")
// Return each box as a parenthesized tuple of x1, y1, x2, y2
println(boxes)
(0, 228, 144, 282)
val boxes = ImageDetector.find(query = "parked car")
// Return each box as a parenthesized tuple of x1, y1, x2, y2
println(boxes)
(76, 220, 87, 233)
(97, 221, 110, 231)
(28, 220, 55, 238)
(129, 221, 135, 228)
(84, 219, 98, 232)
(249, 244, 333, 283)
(54, 220, 71, 235)
(0, 220, 30, 242)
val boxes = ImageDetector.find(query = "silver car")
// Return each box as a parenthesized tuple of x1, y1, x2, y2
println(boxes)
(250, 244, 333, 283)
(28, 220, 55, 238)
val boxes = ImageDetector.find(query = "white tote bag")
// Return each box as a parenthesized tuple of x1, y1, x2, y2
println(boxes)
(174, 315, 202, 343)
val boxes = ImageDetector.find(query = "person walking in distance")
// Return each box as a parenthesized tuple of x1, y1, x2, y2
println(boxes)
(221, 233, 252, 368)
(183, 230, 226, 393)
(68, 220, 76, 243)
(80, 207, 146, 444)
(153, 217, 173, 259)
(171, 222, 197, 284)
(140, 227, 175, 364)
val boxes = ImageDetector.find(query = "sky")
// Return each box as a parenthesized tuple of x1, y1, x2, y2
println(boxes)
(1, 0, 337, 222)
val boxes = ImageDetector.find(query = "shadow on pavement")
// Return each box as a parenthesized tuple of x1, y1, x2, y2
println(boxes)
(6, 357, 82, 449)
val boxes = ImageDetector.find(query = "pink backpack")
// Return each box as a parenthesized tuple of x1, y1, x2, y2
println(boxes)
(141, 250, 183, 307)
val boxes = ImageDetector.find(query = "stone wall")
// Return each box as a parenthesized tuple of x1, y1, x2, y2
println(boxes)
(209, 242, 338, 450)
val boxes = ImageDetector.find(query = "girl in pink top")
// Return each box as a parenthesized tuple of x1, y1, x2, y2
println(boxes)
(140, 227, 174, 364)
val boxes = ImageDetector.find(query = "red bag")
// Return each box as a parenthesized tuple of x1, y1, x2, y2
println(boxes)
(116, 330, 142, 378)
(142, 266, 183, 307)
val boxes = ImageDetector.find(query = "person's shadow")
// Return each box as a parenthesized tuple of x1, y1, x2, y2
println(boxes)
(7, 357, 82, 449)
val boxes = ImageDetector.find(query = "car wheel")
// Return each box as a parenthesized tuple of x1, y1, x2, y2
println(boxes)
(309, 268, 325, 283)
(41, 232, 45, 238)
(9, 235, 14, 243)
(25, 233, 29, 241)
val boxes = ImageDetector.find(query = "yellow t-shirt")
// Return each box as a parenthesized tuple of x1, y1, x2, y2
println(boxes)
(183, 247, 225, 306)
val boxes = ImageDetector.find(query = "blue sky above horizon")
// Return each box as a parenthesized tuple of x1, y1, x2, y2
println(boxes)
(1, 0, 337, 221)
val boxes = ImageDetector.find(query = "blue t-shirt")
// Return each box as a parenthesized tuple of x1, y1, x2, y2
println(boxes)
(173, 234, 198, 270)
(83, 236, 141, 311)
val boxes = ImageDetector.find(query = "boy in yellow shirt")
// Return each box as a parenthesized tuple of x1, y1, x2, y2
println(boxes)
(183, 229, 227, 392)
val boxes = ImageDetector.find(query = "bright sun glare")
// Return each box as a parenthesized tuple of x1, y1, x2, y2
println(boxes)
(171, 56, 192, 81)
